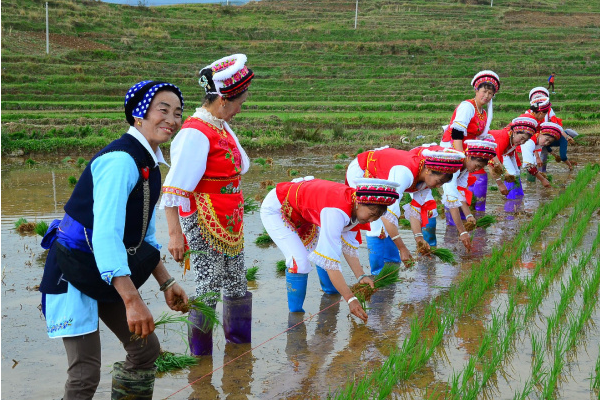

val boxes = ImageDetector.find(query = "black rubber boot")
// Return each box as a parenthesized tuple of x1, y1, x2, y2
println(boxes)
(111, 361, 156, 400)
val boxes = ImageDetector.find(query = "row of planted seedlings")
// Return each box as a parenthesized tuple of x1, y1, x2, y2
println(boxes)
(331, 164, 600, 399)
(430, 178, 600, 399)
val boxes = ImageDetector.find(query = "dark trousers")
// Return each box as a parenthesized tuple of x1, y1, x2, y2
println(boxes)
(548, 82, 555, 91)
(62, 300, 160, 400)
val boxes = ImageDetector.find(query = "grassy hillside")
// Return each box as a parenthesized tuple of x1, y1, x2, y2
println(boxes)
(2, 0, 599, 154)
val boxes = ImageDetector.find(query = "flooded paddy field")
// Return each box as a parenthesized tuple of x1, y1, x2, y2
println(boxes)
(2, 147, 599, 399)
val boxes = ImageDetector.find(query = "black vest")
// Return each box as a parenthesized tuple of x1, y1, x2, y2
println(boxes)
(64, 134, 162, 248)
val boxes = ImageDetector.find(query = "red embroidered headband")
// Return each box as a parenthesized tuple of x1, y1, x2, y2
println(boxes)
(422, 148, 465, 174)
(540, 122, 563, 141)
(471, 70, 500, 93)
(510, 117, 537, 136)
(354, 178, 400, 207)
(464, 139, 497, 160)
(199, 54, 254, 99)
(530, 96, 551, 113)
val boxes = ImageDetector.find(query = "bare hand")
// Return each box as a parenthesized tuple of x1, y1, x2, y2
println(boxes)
(541, 177, 551, 188)
(164, 283, 188, 312)
(537, 161, 544, 168)
(498, 182, 509, 196)
(349, 301, 368, 322)
(125, 297, 155, 339)
(359, 276, 375, 288)
(168, 233, 185, 262)
(553, 154, 562, 163)
(567, 136, 575, 145)
(399, 246, 413, 266)
(416, 237, 431, 255)
(459, 233, 472, 252)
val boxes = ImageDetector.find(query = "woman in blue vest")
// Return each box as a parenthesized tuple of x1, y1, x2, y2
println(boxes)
(39, 81, 188, 400)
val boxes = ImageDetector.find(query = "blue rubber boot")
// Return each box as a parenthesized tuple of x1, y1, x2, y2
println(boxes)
(286, 271, 308, 312)
(422, 218, 437, 247)
(316, 266, 339, 294)
(366, 236, 385, 275)
(505, 177, 525, 199)
(382, 236, 400, 267)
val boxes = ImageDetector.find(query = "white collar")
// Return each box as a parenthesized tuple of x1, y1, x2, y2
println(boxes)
(193, 107, 225, 130)
(127, 126, 168, 167)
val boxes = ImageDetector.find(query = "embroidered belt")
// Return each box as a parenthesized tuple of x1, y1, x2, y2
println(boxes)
(195, 176, 241, 195)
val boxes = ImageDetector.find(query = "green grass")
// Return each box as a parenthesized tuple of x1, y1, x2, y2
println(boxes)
(276, 260, 287, 273)
(1, 0, 598, 154)
(246, 266, 259, 281)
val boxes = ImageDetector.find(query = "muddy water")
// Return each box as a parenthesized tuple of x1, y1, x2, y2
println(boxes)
(1, 147, 598, 399)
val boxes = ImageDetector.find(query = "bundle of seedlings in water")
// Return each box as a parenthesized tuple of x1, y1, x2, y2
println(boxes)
(350, 264, 401, 308)
(276, 260, 287, 273)
(14, 218, 36, 234)
(463, 219, 476, 232)
(255, 229, 274, 246)
(155, 350, 198, 373)
(246, 266, 259, 281)
(475, 215, 497, 229)
(34, 221, 49, 237)
(430, 247, 457, 264)
(243, 197, 259, 214)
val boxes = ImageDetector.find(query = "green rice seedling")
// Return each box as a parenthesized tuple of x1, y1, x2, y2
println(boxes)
(62, 156, 73, 164)
(253, 157, 266, 166)
(489, 186, 498, 191)
(182, 249, 205, 264)
(591, 346, 600, 391)
(513, 379, 534, 400)
(430, 248, 456, 264)
(475, 215, 497, 228)
(334, 164, 344, 170)
(267, 185, 276, 191)
(334, 153, 349, 160)
(25, 158, 36, 167)
(255, 229, 274, 246)
(288, 169, 299, 177)
(14, 217, 28, 230)
(246, 266, 259, 281)
(276, 260, 287, 273)
(350, 263, 400, 303)
(68, 176, 77, 186)
(155, 350, 198, 373)
(34, 221, 49, 237)
(243, 197, 260, 214)
(76, 157, 87, 167)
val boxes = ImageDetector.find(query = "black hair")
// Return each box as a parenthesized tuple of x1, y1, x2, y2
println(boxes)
(203, 90, 247, 105)
(530, 103, 548, 113)
(476, 82, 496, 93)
(470, 156, 488, 164)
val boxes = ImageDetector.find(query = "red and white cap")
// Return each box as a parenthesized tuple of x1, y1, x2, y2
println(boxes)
(199, 54, 254, 99)
(471, 70, 500, 93)
(530, 96, 552, 113)
(510, 117, 538, 136)
(464, 140, 497, 160)
(422, 148, 465, 174)
(539, 122, 563, 141)
(529, 87, 549, 100)
(354, 178, 400, 206)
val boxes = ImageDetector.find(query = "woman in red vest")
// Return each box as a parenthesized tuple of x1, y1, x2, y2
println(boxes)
(346, 146, 464, 273)
(441, 140, 497, 251)
(160, 54, 254, 356)
(441, 70, 501, 212)
(487, 117, 538, 196)
(260, 177, 399, 322)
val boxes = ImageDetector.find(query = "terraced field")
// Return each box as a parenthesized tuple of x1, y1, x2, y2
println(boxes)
(1, 0, 599, 154)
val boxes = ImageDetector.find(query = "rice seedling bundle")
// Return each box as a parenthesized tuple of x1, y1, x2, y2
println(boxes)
(246, 266, 259, 281)
(255, 230, 274, 246)
(155, 350, 198, 373)
(430, 248, 456, 264)
(14, 217, 36, 234)
(463, 220, 476, 232)
(276, 260, 287, 273)
(34, 221, 49, 237)
(475, 215, 497, 228)
(349, 264, 401, 306)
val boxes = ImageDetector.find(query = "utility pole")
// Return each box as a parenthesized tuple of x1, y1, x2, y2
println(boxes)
(354, 0, 358, 29)
(46, 2, 49, 54)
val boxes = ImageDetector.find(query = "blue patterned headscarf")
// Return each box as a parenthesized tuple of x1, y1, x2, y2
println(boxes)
(124, 80, 184, 126)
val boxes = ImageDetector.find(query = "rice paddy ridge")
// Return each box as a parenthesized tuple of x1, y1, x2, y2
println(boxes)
(2, 0, 599, 154)
(430, 184, 600, 398)
(331, 164, 600, 399)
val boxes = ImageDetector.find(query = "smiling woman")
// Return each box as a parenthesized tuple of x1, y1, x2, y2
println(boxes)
(38, 80, 188, 400)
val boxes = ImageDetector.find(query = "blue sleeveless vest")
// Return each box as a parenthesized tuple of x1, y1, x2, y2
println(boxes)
(63, 134, 162, 248)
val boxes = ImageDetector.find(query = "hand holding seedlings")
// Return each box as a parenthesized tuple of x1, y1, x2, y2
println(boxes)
(163, 281, 188, 312)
